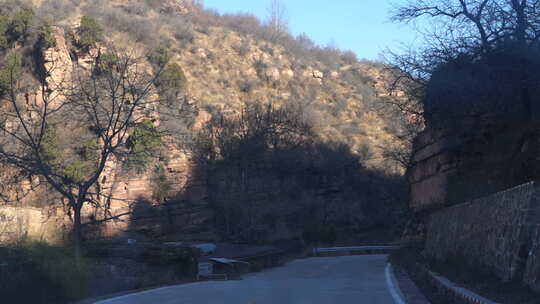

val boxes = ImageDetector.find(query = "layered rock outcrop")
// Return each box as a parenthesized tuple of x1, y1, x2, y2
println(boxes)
(408, 117, 540, 213)
(0, 206, 69, 243)
(0, 25, 215, 243)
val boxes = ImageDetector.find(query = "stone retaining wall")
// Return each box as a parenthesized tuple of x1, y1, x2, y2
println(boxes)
(524, 226, 540, 291)
(425, 181, 540, 291)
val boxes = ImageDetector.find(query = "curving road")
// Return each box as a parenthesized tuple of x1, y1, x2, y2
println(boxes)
(96, 255, 397, 304)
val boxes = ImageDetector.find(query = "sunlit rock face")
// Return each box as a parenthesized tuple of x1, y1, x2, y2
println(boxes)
(0, 21, 214, 243)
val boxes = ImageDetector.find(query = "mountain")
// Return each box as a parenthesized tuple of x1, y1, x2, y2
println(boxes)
(0, 0, 408, 244)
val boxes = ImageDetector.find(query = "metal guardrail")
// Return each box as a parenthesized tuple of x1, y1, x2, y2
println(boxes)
(197, 273, 228, 281)
(313, 245, 401, 256)
(0, 262, 7, 281)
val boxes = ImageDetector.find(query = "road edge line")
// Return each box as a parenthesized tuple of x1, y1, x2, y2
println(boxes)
(386, 263, 407, 304)
(93, 282, 207, 304)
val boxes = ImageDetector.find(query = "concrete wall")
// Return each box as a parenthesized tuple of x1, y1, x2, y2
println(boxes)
(425, 181, 540, 290)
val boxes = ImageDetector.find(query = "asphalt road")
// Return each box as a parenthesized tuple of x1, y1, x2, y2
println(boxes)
(96, 255, 396, 304)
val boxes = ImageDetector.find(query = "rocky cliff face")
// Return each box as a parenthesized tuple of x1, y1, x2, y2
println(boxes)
(408, 116, 540, 213)
(0, 21, 214, 242)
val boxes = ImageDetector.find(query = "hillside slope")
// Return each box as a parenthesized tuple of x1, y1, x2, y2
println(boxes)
(0, 0, 408, 243)
(31, 0, 406, 170)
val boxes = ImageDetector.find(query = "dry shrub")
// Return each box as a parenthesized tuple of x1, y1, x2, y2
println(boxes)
(1, 240, 90, 303)
(232, 39, 251, 56)
(165, 15, 195, 44)
(187, 7, 222, 29)
(341, 50, 358, 64)
(37, 0, 77, 21)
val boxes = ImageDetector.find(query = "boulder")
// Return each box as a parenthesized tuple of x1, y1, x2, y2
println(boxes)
(281, 69, 294, 79)
(265, 67, 281, 82)
(312, 70, 324, 79)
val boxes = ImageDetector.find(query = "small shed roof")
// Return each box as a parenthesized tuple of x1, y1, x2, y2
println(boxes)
(209, 257, 249, 264)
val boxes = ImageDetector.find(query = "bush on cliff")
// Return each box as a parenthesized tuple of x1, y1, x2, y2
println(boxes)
(390, 0, 540, 129)
(423, 43, 540, 127)
(127, 120, 163, 172)
(96, 52, 119, 74)
(35, 21, 56, 51)
(0, 15, 8, 50)
(78, 15, 103, 50)
(147, 45, 171, 68)
(156, 63, 187, 93)
(7, 7, 35, 43)
(0, 51, 22, 98)
(151, 164, 172, 203)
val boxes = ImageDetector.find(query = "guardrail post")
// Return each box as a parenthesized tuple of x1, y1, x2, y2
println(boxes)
(0, 262, 7, 282)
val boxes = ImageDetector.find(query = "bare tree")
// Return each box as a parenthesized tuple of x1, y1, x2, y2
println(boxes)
(192, 102, 313, 163)
(0, 48, 180, 255)
(386, 0, 540, 127)
(190, 102, 314, 240)
(265, 0, 289, 42)
(390, 0, 540, 82)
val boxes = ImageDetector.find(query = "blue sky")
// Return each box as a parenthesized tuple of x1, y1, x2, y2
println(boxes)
(203, 0, 420, 61)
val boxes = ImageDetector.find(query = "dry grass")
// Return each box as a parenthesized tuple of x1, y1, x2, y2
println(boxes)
(3, 0, 411, 174)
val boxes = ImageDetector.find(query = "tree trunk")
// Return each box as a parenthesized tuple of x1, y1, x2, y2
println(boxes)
(72, 202, 83, 261)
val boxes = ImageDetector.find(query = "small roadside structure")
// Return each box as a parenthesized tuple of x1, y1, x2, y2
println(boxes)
(0, 261, 8, 281)
(197, 257, 250, 280)
(196, 243, 284, 280)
